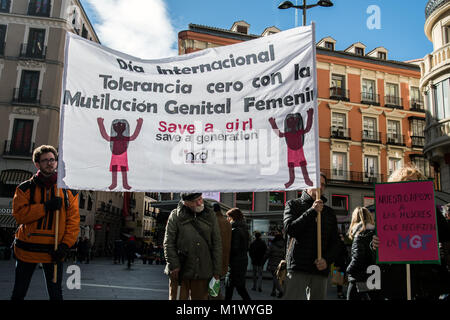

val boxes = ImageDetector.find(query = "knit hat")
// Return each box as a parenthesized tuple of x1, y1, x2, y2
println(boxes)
(181, 193, 202, 201)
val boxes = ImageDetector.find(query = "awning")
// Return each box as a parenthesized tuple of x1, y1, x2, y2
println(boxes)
(0, 169, 33, 185)
(0, 214, 17, 228)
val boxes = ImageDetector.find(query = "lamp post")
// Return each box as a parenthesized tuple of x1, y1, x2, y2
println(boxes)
(278, 0, 333, 27)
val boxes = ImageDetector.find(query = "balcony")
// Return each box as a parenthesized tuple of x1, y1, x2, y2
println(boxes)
(19, 43, 47, 60)
(361, 92, 380, 106)
(384, 96, 403, 109)
(321, 169, 386, 185)
(12, 88, 41, 105)
(3, 140, 35, 158)
(330, 127, 351, 140)
(411, 135, 426, 148)
(386, 133, 406, 146)
(362, 130, 382, 143)
(424, 119, 450, 154)
(410, 99, 425, 112)
(27, 2, 51, 17)
(330, 87, 350, 101)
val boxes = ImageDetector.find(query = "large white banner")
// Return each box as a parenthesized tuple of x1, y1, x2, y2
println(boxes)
(58, 25, 320, 193)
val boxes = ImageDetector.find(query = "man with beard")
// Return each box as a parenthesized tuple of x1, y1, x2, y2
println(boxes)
(164, 193, 222, 300)
(11, 145, 80, 300)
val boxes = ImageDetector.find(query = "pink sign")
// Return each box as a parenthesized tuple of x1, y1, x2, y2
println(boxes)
(375, 180, 440, 263)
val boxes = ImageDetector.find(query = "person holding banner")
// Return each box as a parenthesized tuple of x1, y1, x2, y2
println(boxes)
(282, 173, 340, 300)
(372, 166, 450, 300)
(10, 145, 80, 300)
(163, 193, 222, 300)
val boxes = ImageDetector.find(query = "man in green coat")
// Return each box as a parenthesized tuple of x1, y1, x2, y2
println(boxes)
(164, 193, 222, 300)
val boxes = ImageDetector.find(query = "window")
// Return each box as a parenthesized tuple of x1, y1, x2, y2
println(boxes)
(81, 25, 88, 39)
(11, 119, 33, 156)
(0, 0, 10, 13)
(332, 112, 346, 137)
(363, 117, 377, 141)
(331, 74, 347, 99)
(386, 83, 400, 106)
(331, 195, 348, 215)
(410, 86, 423, 110)
(362, 79, 376, 102)
(355, 47, 364, 56)
(87, 195, 93, 211)
(410, 156, 430, 178)
(269, 191, 285, 211)
(433, 79, 449, 120)
(79, 193, 85, 209)
(378, 52, 386, 60)
(445, 25, 450, 44)
(236, 25, 248, 34)
(410, 118, 425, 137)
(236, 192, 254, 211)
(325, 41, 334, 50)
(24, 28, 46, 59)
(28, 0, 51, 17)
(387, 120, 401, 144)
(388, 157, 402, 177)
(332, 152, 347, 180)
(0, 25, 6, 56)
(364, 156, 378, 180)
(18, 70, 40, 103)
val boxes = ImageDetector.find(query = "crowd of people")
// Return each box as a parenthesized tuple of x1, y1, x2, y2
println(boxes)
(7, 144, 450, 301)
(163, 167, 450, 301)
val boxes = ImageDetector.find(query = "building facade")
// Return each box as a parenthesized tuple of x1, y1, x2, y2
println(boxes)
(0, 0, 108, 249)
(420, 0, 450, 195)
(178, 21, 429, 233)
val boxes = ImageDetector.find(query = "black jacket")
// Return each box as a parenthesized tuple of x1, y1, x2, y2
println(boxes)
(283, 191, 339, 276)
(346, 228, 375, 282)
(228, 220, 249, 286)
(249, 238, 267, 266)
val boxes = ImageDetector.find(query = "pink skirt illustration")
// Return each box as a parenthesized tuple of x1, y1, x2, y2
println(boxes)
(109, 152, 129, 172)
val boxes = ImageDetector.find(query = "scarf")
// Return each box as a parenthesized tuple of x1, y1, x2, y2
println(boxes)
(36, 170, 57, 189)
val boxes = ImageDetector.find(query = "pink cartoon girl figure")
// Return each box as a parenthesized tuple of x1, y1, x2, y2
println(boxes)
(269, 109, 314, 188)
(97, 117, 143, 190)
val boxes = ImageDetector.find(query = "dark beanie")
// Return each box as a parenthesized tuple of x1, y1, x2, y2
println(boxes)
(181, 193, 202, 201)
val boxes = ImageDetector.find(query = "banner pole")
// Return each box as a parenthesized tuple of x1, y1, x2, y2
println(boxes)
(316, 188, 322, 260)
(53, 188, 61, 283)
(406, 264, 411, 300)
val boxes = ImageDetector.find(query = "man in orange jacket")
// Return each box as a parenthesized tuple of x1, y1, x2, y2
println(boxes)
(11, 145, 80, 300)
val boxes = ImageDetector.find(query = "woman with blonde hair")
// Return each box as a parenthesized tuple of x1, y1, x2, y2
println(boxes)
(346, 207, 378, 300)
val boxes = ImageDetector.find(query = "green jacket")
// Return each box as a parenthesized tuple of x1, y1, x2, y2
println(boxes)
(163, 201, 222, 280)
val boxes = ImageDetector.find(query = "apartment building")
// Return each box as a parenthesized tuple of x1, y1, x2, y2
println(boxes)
(0, 0, 106, 247)
(177, 21, 429, 233)
(420, 0, 450, 201)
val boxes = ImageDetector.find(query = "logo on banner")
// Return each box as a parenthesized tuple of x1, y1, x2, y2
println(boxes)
(185, 149, 208, 164)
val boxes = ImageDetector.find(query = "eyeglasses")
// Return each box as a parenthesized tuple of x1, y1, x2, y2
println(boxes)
(40, 158, 56, 164)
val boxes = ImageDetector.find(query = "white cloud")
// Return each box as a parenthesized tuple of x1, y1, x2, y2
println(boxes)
(84, 0, 178, 59)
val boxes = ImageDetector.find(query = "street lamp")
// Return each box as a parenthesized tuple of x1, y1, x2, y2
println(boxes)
(278, 0, 333, 27)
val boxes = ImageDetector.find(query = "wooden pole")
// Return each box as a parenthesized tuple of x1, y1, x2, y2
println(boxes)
(316, 188, 322, 260)
(53, 188, 61, 283)
(406, 264, 411, 300)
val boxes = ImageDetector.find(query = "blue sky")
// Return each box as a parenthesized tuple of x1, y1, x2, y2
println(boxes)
(80, 0, 432, 62)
